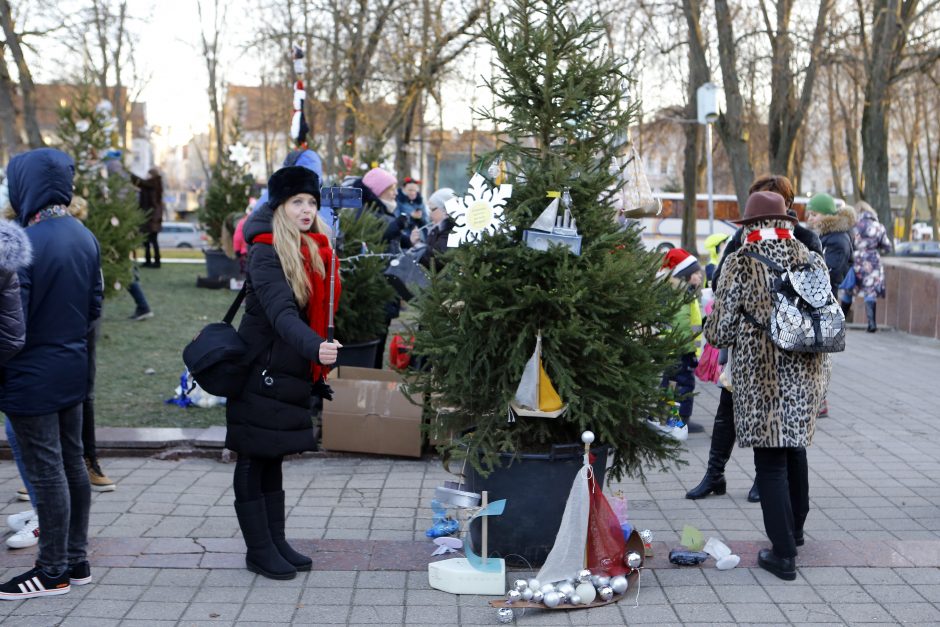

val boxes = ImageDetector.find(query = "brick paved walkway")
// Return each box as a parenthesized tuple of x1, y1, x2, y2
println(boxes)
(0, 328, 938, 625)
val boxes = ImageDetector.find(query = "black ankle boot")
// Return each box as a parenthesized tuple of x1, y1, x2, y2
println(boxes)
(865, 300, 877, 332)
(686, 473, 726, 499)
(263, 491, 312, 571)
(758, 548, 796, 581)
(747, 480, 761, 503)
(234, 499, 297, 580)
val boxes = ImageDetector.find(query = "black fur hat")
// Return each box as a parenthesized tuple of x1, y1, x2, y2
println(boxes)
(267, 165, 321, 210)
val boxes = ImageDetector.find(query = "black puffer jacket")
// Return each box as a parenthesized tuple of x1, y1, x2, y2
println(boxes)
(224, 203, 329, 458)
(0, 220, 31, 364)
(813, 207, 856, 293)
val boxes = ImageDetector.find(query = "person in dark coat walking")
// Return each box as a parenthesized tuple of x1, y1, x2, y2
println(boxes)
(805, 193, 855, 295)
(130, 167, 165, 268)
(226, 166, 342, 580)
(0, 218, 30, 363)
(0, 148, 103, 600)
(687, 175, 823, 504)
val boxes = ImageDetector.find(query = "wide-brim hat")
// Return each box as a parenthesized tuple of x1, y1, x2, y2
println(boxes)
(732, 191, 797, 225)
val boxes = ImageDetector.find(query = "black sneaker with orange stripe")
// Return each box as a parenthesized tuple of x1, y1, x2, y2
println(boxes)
(0, 565, 70, 600)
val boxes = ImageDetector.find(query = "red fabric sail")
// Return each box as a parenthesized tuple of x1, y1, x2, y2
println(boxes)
(585, 471, 628, 577)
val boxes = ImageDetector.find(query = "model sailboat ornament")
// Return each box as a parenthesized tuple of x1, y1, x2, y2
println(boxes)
(509, 332, 567, 421)
(522, 188, 583, 255)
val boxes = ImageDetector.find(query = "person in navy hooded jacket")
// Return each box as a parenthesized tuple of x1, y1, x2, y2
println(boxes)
(0, 148, 103, 600)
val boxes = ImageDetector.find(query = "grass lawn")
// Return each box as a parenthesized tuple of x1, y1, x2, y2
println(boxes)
(96, 262, 237, 428)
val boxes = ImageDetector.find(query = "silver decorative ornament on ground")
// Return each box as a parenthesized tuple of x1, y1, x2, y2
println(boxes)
(598, 585, 614, 601)
(610, 574, 629, 595)
(569, 593, 582, 605)
(557, 591, 568, 604)
(527, 578, 541, 591)
(540, 583, 556, 594)
(575, 582, 597, 604)
(496, 607, 515, 624)
(521, 588, 534, 601)
(513, 579, 528, 592)
(506, 590, 522, 604)
(625, 551, 643, 570)
(597, 576, 610, 587)
(557, 581, 575, 597)
(542, 591, 561, 608)
(531, 590, 544, 603)
(576, 569, 592, 583)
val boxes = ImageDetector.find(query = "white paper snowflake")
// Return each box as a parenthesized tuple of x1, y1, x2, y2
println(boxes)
(228, 142, 253, 168)
(445, 173, 513, 247)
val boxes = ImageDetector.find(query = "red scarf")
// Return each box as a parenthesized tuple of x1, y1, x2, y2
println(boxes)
(252, 232, 341, 382)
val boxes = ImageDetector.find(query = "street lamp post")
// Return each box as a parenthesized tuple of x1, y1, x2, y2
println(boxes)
(697, 82, 720, 235)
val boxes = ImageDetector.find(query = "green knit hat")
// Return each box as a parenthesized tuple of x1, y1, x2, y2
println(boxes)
(807, 193, 836, 215)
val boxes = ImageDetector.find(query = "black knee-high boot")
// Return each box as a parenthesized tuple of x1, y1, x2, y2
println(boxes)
(687, 389, 734, 499)
(234, 499, 296, 580)
(263, 491, 312, 571)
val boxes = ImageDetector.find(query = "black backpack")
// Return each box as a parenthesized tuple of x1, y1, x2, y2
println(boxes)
(182, 284, 267, 398)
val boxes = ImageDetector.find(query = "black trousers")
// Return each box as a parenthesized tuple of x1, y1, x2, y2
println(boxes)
(144, 232, 160, 264)
(753, 447, 809, 559)
(233, 455, 284, 502)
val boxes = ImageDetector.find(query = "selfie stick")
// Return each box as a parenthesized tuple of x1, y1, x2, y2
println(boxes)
(327, 193, 338, 343)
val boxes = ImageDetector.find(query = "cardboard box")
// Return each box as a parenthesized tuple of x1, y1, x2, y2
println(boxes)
(321, 366, 423, 458)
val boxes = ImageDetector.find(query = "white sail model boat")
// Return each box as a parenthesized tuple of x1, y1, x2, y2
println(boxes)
(509, 333, 567, 419)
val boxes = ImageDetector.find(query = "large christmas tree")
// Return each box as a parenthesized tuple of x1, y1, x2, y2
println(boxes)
(409, 0, 690, 480)
(57, 92, 144, 297)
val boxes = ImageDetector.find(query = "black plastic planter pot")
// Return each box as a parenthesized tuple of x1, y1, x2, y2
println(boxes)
(335, 338, 383, 368)
(203, 249, 242, 280)
(464, 443, 610, 567)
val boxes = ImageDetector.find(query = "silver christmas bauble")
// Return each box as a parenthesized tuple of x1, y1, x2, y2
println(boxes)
(496, 607, 515, 624)
(542, 590, 561, 608)
(576, 569, 592, 583)
(506, 589, 522, 604)
(531, 590, 543, 603)
(526, 578, 541, 591)
(610, 574, 629, 595)
(575, 582, 597, 604)
(590, 575, 602, 587)
(540, 583, 556, 595)
(598, 585, 614, 601)
(557, 581, 575, 597)
(556, 591, 568, 604)
(513, 579, 528, 592)
(521, 588, 534, 601)
(626, 551, 643, 570)
(597, 576, 610, 587)
(569, 593, 582, 605)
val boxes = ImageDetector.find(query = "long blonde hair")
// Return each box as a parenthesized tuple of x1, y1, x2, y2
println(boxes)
(271, 206, 330, 306)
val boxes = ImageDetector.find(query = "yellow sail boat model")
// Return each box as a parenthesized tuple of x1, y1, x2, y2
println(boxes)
(509, 333, 568, 420)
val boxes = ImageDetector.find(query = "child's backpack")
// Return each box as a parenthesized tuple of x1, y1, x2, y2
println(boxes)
(740, 251, 846, 353)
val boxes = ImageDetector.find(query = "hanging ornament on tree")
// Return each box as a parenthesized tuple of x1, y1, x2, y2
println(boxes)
(228, 142, 253, 169)
(289, 45, 310, 148)
(445, 172, 513, 247)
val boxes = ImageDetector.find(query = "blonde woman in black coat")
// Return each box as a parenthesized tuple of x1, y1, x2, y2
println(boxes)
(226, 166, 341, 580)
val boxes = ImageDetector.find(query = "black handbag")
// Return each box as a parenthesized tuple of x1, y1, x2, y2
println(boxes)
(384, 248, 429, 301)
(182, 285, 266, 398)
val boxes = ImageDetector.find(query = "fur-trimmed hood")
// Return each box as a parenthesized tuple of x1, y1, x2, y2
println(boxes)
(812, 206, 856, 236)
(0, 219, 32, 272)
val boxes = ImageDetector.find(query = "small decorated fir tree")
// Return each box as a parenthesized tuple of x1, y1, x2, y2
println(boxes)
(57, 91, 144, 297)
(408, 0, 691, 480)
(200, 119, 253, 248)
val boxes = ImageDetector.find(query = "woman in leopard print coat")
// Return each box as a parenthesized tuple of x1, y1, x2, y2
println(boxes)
(704, 191, 832, 581)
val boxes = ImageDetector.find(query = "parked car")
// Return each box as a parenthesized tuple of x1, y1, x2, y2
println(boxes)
(894, 241, 940, 258)
(158, 222, 207, 249)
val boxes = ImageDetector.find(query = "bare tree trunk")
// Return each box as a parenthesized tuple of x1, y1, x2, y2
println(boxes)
(0, 0, 42, 147)
(198, 0, 226, 165)
(0, 44, 23, 159)
(825, 69, 844, 198)
(680, 0, 709, 253)
(713, 0, 754, 209)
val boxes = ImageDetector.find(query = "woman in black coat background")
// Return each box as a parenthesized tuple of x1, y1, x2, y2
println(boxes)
(227, 166, 341, 580)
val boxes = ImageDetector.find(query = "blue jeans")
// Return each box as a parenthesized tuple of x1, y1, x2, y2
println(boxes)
(8, 404, 90, 576)
(5, 418, 37, 504)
